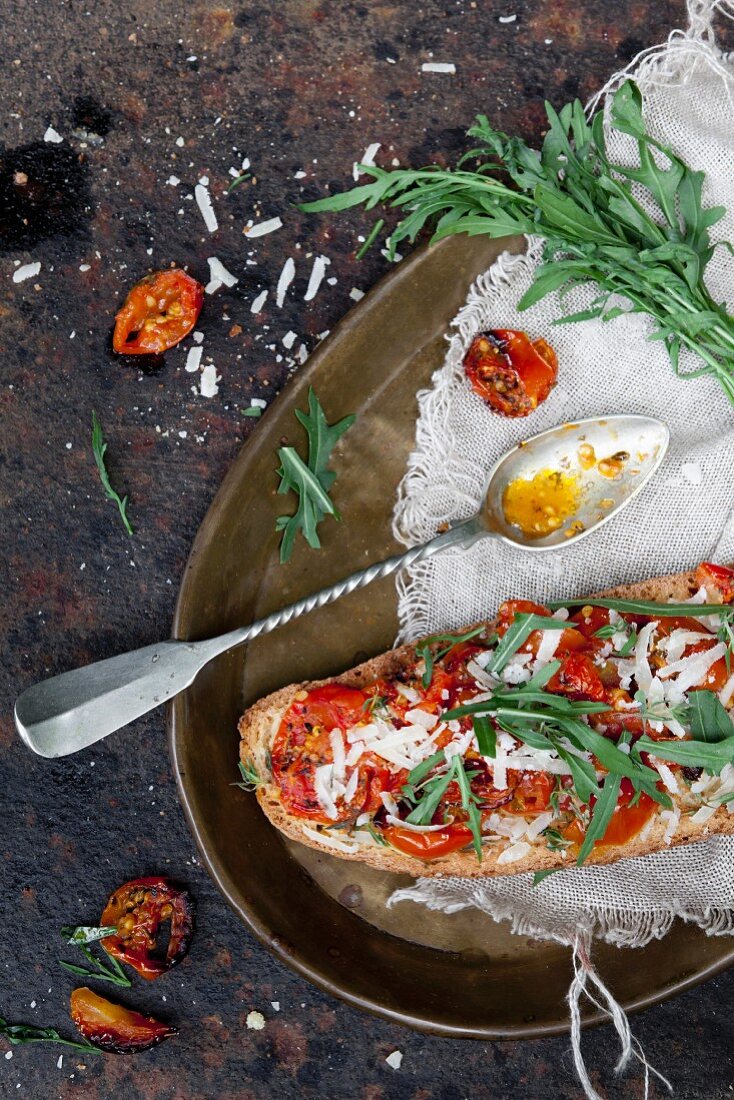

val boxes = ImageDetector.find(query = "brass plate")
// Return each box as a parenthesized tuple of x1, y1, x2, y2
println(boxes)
(169, 234, 734, 1037)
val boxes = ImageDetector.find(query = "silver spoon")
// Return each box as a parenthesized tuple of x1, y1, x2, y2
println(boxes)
(14, 414, 668, 758)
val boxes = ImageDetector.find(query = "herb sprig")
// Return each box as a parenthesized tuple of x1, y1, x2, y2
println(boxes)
(59, 925, 131, 988)
(275, 388, 355, 563)
(91, 411, 133, 535)
(0, 1017, 102, 1055)
(301, 80, 734, 406)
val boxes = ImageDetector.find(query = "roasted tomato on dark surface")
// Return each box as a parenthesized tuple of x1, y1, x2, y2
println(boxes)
(696, 561, 734, 604)
(100, 877, 194, 980)
(463, 329, 558, 417)
(70, 987, 176, 1053)
(113, 269, 204, 355)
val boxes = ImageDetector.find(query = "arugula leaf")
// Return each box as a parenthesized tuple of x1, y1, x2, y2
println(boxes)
(549, 596, 732, 620)
(91, 411, 133, 535)
(488, 615, 566, 676)
(533, 868, 561, 886)
(406, 757, 457, 825)
(0, 1017, 102, 1054)
(453, 754, 483, 861)
(59, 929, 132, 988)
(416, 625, 487, 689)
(276, 389, 355, 563)
(637, 734, 734, 776)
(688, 690, 734, 743)
(300, 79, 734, 409)
(577, 774, 621, 866)
(473, 714, 496, 758)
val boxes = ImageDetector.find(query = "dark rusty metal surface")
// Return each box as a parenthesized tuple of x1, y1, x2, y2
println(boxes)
(3, 0, 734, 1096)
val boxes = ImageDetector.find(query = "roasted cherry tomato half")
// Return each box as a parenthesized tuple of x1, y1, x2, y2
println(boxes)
(696, 561, 734, 604)
(463, 329, 558, 417)
(547, 652, 607, 702)
(113, 269, 204, 355)
(496, 598, 551, 635)
(383, 822, 474, 860)
(271, 684, 369, 823)
(70, 987, 176, 1054)
(563, 779, 656, 851)
(100, 877, 194, 980)
(507, 770, 555, 814)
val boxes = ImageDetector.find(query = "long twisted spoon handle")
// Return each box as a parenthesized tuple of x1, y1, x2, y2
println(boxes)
(15, 517, 487, 758)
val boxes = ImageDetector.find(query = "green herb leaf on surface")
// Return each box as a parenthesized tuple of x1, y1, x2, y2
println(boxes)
(91, 411, 133, 536)
(0, 1017, 102, 1054)
(276, 389, 355, 563)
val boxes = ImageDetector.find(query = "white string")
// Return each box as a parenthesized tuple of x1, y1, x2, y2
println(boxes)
(568, 935, 673, 1100)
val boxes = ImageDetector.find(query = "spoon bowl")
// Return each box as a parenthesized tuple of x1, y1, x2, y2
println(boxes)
(481, 414, 669, 550)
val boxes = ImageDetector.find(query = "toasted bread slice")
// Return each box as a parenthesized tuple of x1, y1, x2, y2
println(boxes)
(238, 566, 734, 877)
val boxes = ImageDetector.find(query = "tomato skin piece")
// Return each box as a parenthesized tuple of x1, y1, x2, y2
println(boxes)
(507, 770, 555, 814)
(100, 877, 195, 980)
(463, 329, 558, 417)
(546, 652, 607, 702)
(383, 823, 474, 860)
(70, 987, 176, 1054)
(113, 269, 204, 355)
(695, 561, 734, 604)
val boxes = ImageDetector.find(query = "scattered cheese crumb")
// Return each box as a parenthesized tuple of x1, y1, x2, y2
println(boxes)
(421, 62, 456, 73)
(185, 346, 203, 373)
(353, 142, 381, 180)
(200, 363, 220, 398)
(385, 1050, 403, 1070)
(56, 1055, 63, 1069)
(79, 263, 90, 272)
(245, 216, 283, 239)
(282, 331, 297, 349)
(304, 255, 330, 301)
(193, 330, 204, 344)
(12, 262, 41, 283)
(205, 256, 238, 294)
(349, 287, 364, 301)
(498, 13, 517, 22)
(5, 1051, 12, 1060)
(251, 397, 267, 409)
(271, 1001, 280, 1011)
(167, 175, 181, 187)
(276, 257, 295, 307)
(251, 289, 268, 313)
(175, 136, 185, 147)
(195, 182, 218, 233)
(294, 170, 307, 179)
(246, 1011, 266, 1030)
(44, 126, 63, 143)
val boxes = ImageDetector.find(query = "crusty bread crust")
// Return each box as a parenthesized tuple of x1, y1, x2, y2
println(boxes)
(239, 566, 734, 877)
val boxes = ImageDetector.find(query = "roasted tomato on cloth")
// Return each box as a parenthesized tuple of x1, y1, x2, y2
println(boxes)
(463, 329, 558, 417)
(70, 987, 176, 1053)
(100, 877, 194, 980)
(696, 561, 734, 603)
(113, 269, 204, 354)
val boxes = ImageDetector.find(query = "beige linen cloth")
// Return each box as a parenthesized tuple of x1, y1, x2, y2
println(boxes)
(388, 3, 734, 1096)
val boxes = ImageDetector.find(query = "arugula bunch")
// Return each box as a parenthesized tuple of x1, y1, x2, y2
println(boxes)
(301, 80, 734, 406)
(276, 388, 355, 563)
